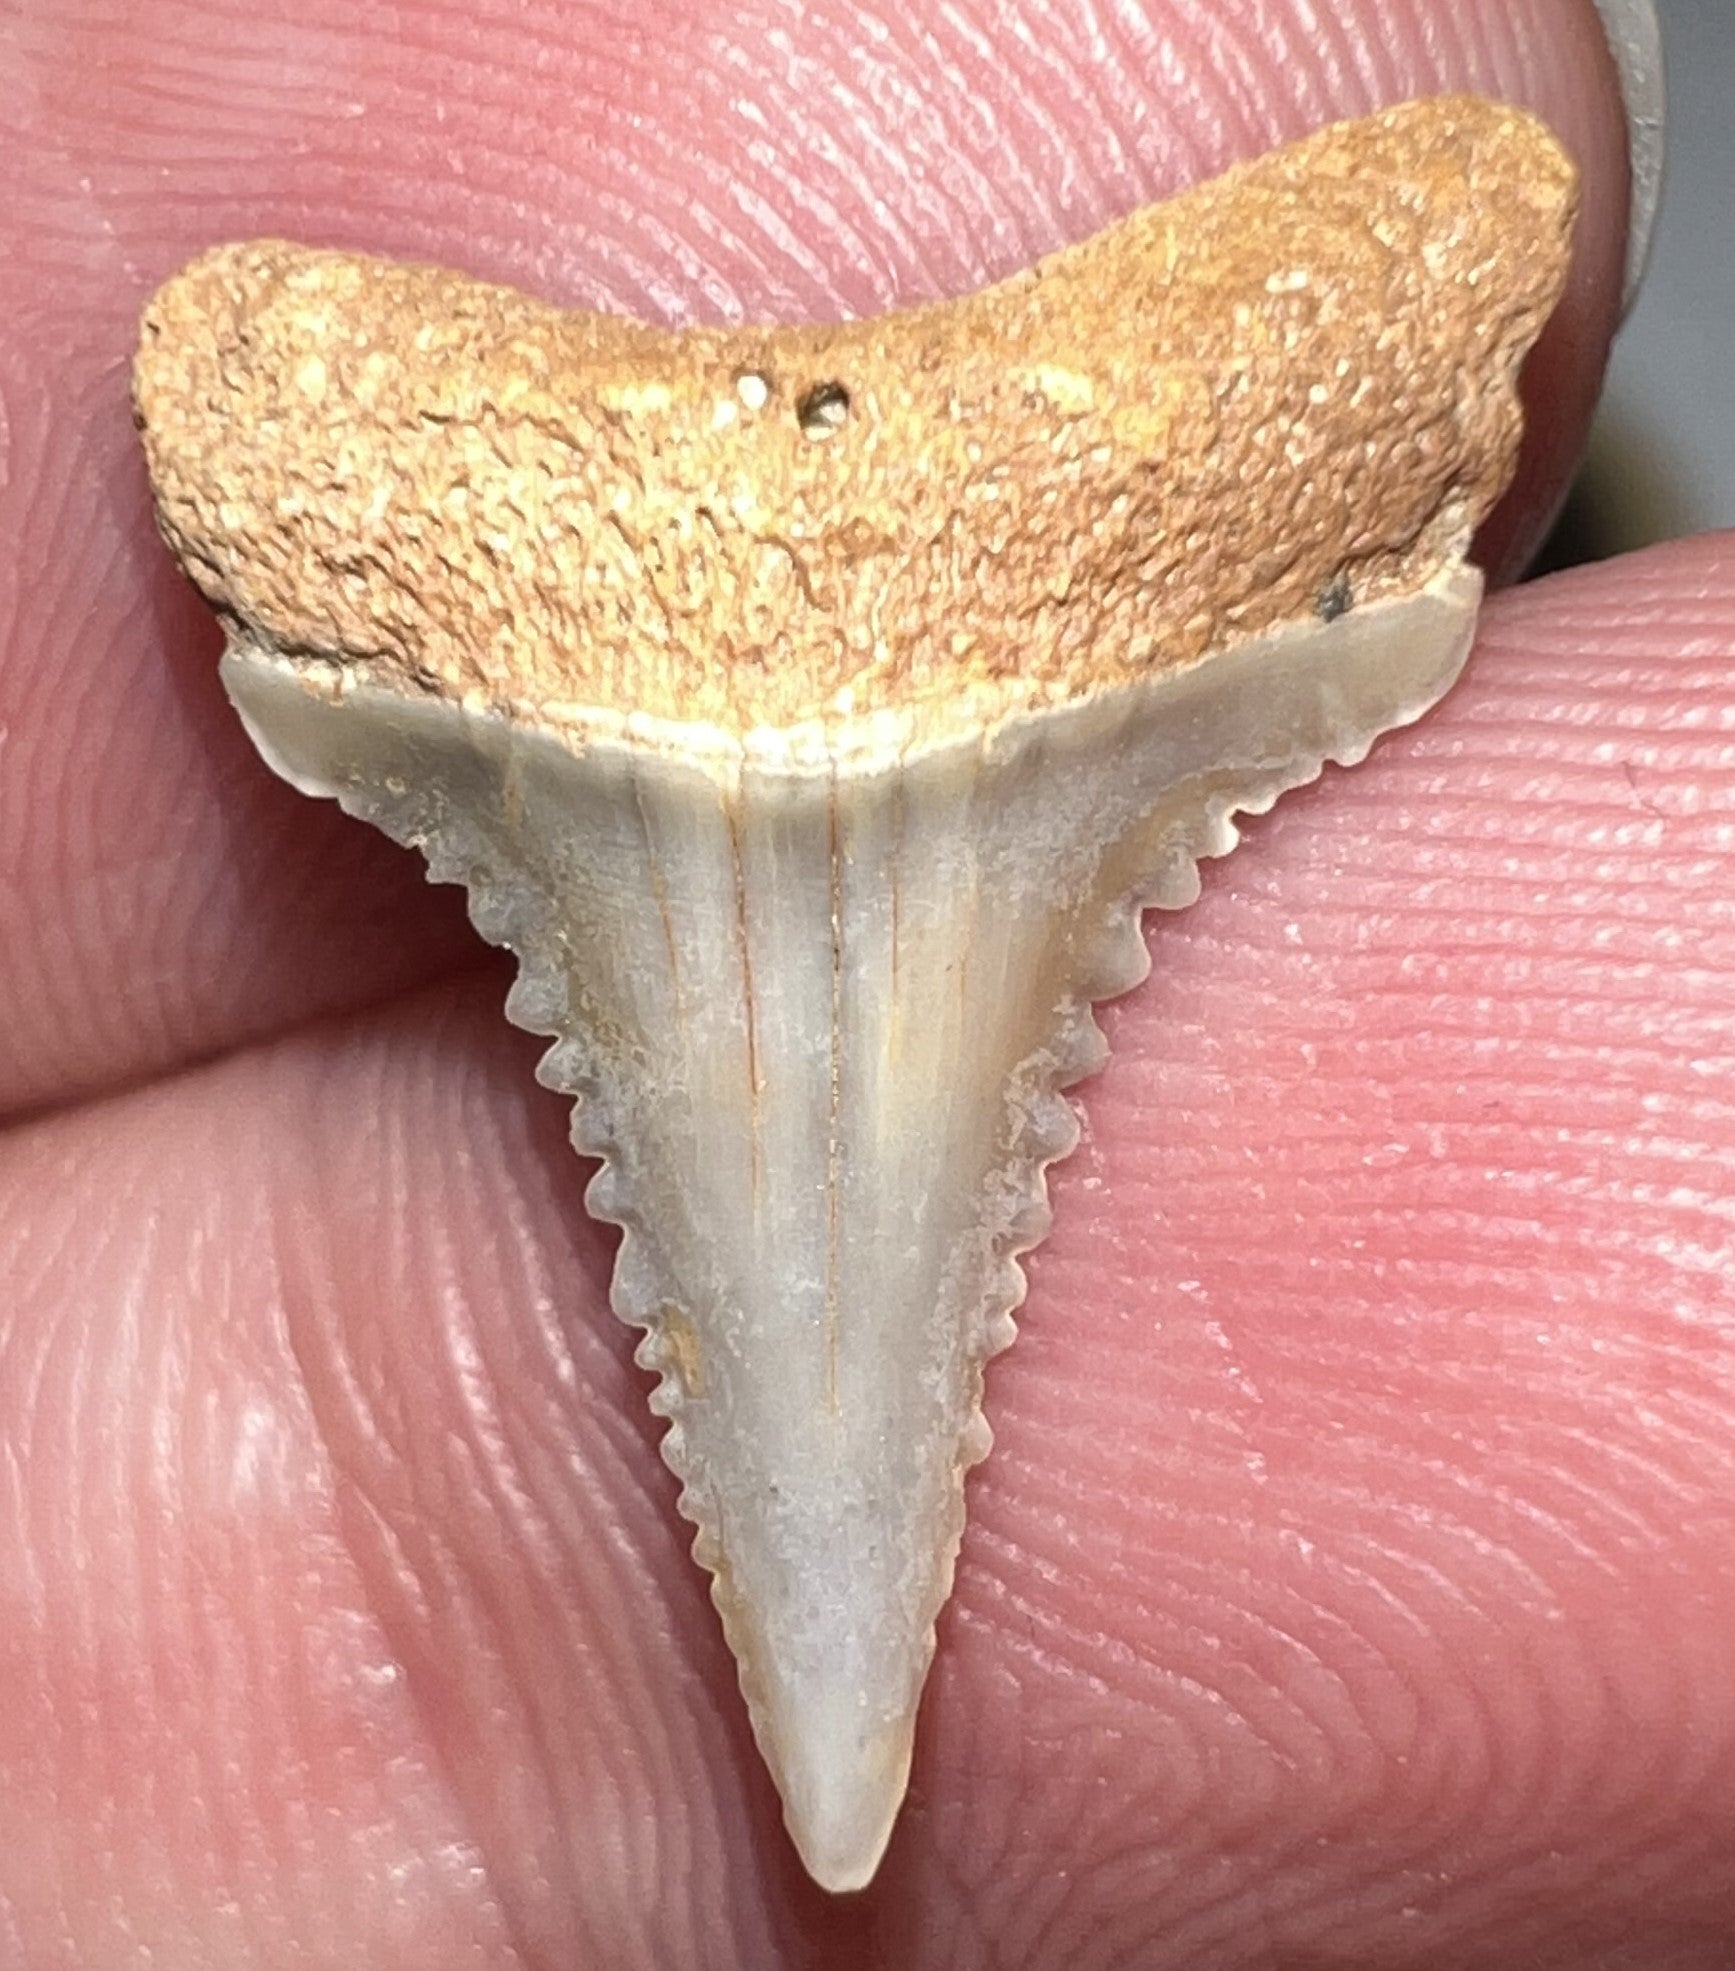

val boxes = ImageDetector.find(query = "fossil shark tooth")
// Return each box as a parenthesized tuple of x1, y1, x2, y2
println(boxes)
(133, 95, 1576, 1892)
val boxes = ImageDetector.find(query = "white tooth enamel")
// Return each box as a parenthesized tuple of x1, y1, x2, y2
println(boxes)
(221, 564, 1479, 1893)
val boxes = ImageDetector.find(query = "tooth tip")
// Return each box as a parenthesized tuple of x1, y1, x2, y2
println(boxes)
(763, 1685, 915, 1893)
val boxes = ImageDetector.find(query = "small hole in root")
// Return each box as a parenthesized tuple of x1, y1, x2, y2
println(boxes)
(797, 381, 851, 438)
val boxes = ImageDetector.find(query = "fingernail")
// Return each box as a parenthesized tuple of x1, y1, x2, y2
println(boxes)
(1590, 0, 1666, 318)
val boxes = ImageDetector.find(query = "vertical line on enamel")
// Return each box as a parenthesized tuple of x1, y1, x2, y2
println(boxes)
(725, 797, 763, 1214)
(825, 766, 844, 1418)
(632, 765, 683, 1008)
(888, 761, 906, 1019)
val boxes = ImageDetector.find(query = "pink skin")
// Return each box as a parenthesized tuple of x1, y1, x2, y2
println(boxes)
(2, 2, 1731, 1966)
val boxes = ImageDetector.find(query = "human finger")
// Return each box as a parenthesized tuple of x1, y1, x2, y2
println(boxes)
(0, 0, 1630, 1116)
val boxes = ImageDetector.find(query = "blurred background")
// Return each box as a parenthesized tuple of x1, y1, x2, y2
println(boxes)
(1547, 0, 1735, 562)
